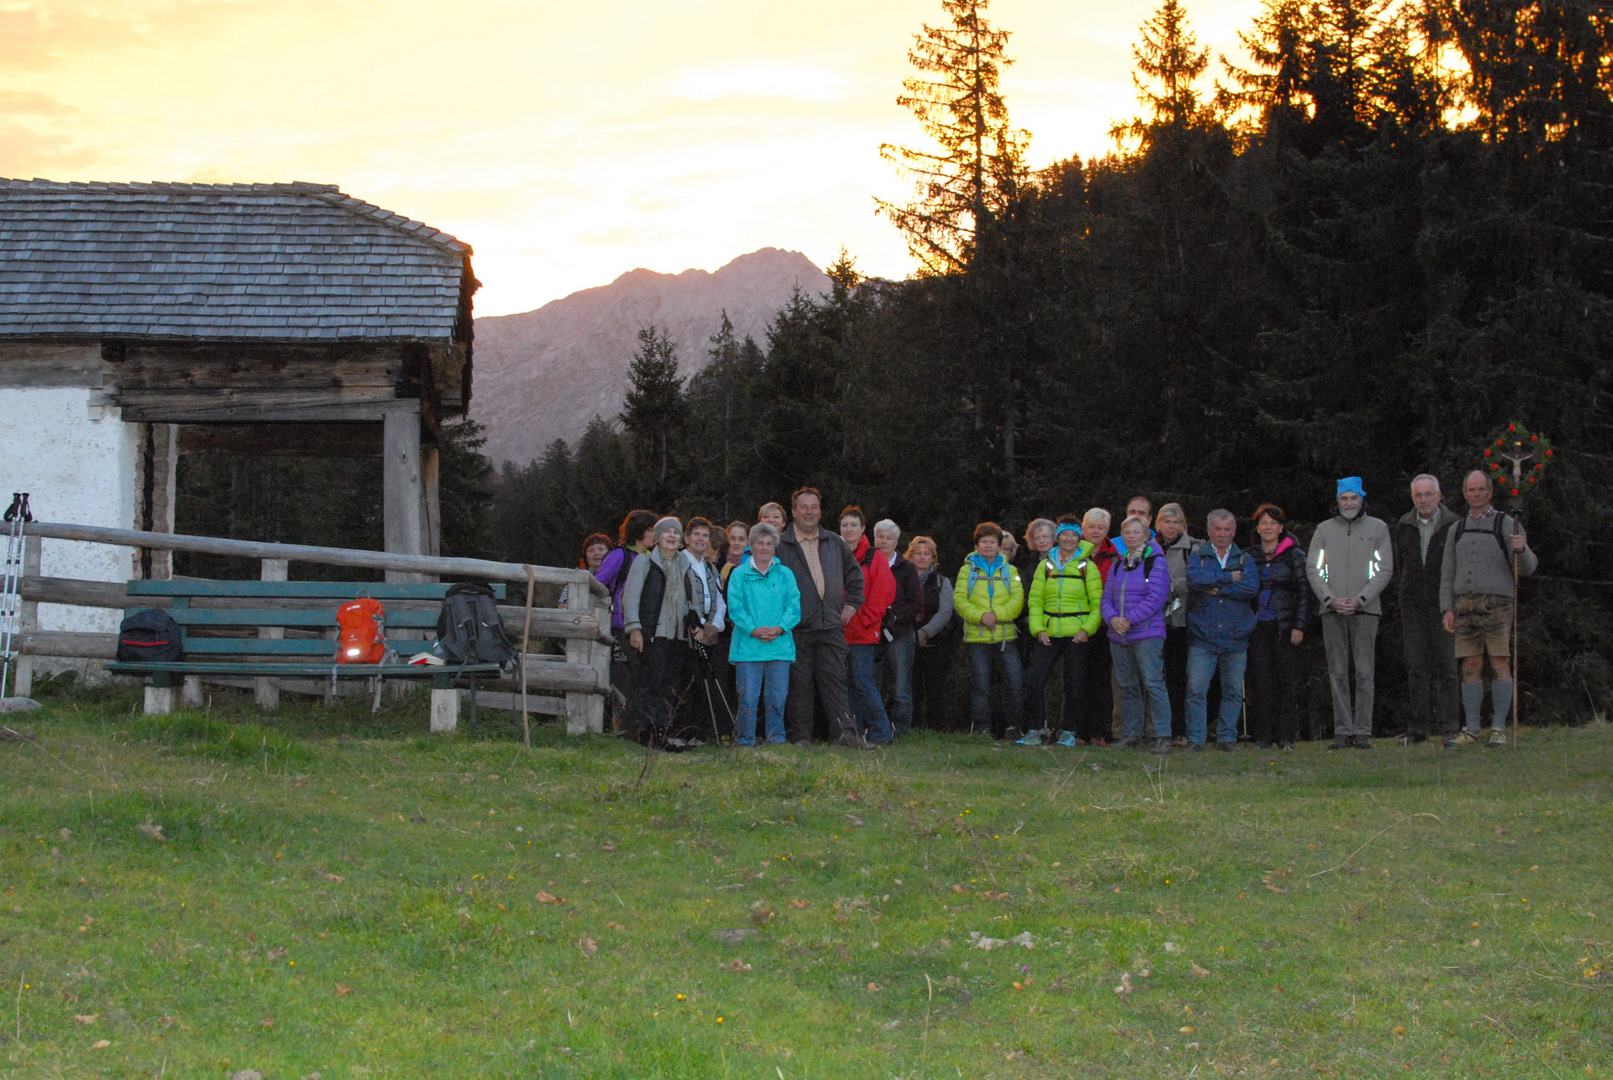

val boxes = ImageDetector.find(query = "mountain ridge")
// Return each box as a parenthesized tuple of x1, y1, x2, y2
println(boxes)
(471, 248, 830, 465)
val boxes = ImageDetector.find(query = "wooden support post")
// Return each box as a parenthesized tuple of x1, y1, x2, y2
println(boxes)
(564, 574, 605, 735)
(11, 535, 40, 698)
(383, 403, 426, 585)
(181, 676, 203, 708)
(144, 685, 175, 716)
(255, 558, 288, 710)
(430, 687, 463, 733)
(421, 442, 441, 559)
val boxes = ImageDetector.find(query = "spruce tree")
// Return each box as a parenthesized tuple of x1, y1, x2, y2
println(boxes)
(619, 325, 685, 486)
(878, 0, 1029, 274)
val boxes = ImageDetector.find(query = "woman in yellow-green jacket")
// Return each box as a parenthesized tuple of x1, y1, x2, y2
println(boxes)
(954, 522, 1024, 739)
(1017, 515, 1105, 747)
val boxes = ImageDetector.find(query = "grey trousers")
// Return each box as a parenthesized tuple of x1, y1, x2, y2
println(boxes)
(1321, 611, 1379, 737)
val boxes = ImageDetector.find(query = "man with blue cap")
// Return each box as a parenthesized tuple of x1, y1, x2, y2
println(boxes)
(1307, 477, 1394, 749)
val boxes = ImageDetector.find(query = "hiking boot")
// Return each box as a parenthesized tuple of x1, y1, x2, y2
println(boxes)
(1255, 741, 1273, 751)
(1397, 732, 1426, 746)
(1354, 738, 1373, 750)
(1328, 737, 1350, 750)
(1183, 741, 1204, 753)
(1114, 736, 1144, 749)
(1488, 728, 1508, 747)
(1056, 730, 1078, 748)
(1089, 737, 1108, 748)
(1218, 740, 1238, 752)
(1446, 730, 1478, 747)
(1150, 738, 1171, 755)
(833, 725, 876, 751)
(1279, 741, 1295, 752)
(1001, 726, 1022, 743)
(1014, 729, 1045, 747)
(1172, 736, 1190, 747)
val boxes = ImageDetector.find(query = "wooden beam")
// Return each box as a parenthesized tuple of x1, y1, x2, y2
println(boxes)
(383, 403, 426, 585)
(120, 403, 400, 423)
(564, 582, 606, 734)
(24, 523, 606, 595)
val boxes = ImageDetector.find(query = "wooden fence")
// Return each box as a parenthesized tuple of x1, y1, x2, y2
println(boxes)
(10, 522, 614, 735)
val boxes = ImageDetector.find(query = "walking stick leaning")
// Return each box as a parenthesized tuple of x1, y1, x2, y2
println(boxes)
(0, 493, 32, 701)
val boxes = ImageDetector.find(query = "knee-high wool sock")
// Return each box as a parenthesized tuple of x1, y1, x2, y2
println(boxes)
(1491, 679, 1514, 729)
(1461, 681, 1484, 734)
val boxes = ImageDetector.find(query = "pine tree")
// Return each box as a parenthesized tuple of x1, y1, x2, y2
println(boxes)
(878, 0, 1029, 274)
(1114, 0, 1215, 146)
(618, 325, 685, 486)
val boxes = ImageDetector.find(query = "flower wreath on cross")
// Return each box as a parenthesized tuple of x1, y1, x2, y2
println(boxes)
(1482, 422, 1552, 499)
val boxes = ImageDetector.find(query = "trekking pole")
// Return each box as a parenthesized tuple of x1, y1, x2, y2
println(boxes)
(1511, 519, 1521, 752)
(520, 565, 535, 749)
(0, 494, 32, 700)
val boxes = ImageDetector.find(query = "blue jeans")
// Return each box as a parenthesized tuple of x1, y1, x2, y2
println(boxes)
(1111, 636, 1170, 739)
(1186, 645, 1246, 744)
(967, 641, 1023, 735)
(848, 643, 893, 743)
(734, 660, 790, 745)
(884, 630, 916, 736)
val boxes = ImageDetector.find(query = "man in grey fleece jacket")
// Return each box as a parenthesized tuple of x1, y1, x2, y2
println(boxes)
(1439, 470, 1538, 746)
(1306, 477, 1394, 749)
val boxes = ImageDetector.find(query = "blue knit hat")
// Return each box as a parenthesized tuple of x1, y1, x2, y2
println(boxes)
(1336, 476, 1365, 497)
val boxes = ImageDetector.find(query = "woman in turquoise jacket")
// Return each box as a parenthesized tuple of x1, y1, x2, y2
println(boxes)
(725, 522, 802, 745)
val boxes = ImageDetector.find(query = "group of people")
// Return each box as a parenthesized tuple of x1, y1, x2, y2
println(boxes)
(584, 470, 1536, 753)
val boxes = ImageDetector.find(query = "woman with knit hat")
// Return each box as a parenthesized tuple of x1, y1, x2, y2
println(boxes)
(621, 517, 692, 748)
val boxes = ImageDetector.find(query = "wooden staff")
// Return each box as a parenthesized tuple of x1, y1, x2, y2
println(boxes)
(1511, 519, 1520, 751)
(521, 564, 536, 748)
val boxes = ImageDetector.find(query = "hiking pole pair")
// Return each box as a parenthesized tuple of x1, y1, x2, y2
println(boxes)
(1, 493, 32, 700)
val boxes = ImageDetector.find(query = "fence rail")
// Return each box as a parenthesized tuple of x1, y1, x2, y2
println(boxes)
(12, 523, 613, 735)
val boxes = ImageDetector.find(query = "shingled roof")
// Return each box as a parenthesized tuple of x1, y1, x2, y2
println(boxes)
(0, 179, 476, 342)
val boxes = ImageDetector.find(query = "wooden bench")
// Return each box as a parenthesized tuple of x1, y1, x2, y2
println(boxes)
(105, 580, 508, 730)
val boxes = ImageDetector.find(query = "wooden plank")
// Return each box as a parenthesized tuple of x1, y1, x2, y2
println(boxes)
(120, 403, 401, 424)
(177, 423, 382, 459)
(126, 580, 505, 599)
(20, 576, 141, 609)
(468, 690, 567, 716)
(383, 403, 427, 585)
(0, 344, 105, 388)
(26, 522, 604, 596)
(120, 344, 402, 391)
(106, 661, 504, 678)
(255, 559, 288, 710)
(18, 630, 117, 659)
(159, 609, 440, 628)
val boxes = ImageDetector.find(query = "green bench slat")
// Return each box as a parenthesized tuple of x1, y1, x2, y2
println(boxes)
(126, 581, 506, 600)
(179, 638, 437, 657)
(107, 661, 502, 679)
(146, 609, 441, 629)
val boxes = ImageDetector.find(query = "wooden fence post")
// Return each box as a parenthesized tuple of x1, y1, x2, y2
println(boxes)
(564, 573, 605, 735)
(11, 535, 40, 698)
(255, 558, 288, 709)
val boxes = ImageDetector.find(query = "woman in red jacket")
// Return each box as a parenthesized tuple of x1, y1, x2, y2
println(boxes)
(840, 506, 895, 744)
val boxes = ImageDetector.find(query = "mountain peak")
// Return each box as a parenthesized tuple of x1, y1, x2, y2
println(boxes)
(472, 249, 830, 465)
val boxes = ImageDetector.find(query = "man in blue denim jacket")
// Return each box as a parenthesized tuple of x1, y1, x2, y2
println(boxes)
(1185, 509, 1259, 751)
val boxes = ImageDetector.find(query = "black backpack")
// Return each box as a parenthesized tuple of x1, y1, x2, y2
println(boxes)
(436, 583, 519, 669)
(117, 608, 183, 662)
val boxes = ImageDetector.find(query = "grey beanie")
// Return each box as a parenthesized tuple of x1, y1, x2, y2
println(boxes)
(652, 516, 682, 544)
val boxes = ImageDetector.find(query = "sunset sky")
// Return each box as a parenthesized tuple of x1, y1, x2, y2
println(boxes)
(1, 0, 1263, 315)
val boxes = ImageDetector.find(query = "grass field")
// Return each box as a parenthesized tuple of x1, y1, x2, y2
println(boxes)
(1, 686, 1610, 1079)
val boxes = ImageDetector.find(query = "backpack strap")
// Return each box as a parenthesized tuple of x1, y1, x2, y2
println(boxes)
(1455, 515, 1510, 560)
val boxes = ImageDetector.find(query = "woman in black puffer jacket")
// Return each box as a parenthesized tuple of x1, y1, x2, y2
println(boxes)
(1244, 504, 1314, 750)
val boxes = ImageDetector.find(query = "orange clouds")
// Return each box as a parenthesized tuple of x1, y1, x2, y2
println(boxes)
(0, 0, 1261, 314)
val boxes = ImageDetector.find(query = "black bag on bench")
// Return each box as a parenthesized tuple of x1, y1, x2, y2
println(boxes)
(436, 583, 518, 671)
(117, 609, 183, 663)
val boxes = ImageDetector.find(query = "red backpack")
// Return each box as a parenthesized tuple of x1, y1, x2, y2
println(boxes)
(336, 597, 386, 664)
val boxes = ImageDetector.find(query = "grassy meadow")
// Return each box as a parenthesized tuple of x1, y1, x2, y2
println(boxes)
(1, 685, 1609, 1079)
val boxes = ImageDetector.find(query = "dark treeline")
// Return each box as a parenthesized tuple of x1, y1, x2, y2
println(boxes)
(491, 0, 1613, 724)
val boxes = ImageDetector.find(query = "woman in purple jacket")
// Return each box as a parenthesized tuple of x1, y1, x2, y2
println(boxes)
(1102, 517, 1174, 754)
